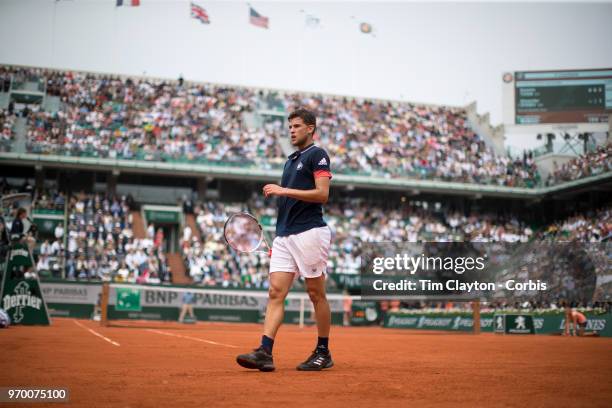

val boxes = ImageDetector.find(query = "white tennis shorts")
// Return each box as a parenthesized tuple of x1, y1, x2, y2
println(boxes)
(270, 226, 332, 278)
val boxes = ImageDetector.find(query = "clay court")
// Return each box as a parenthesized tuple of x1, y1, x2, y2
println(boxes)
(2, 318, 611, 407)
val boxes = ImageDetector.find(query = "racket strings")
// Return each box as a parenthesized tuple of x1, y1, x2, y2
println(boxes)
(224, 213, 269, 253)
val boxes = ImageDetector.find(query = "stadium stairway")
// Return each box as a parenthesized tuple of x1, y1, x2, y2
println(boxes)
(131, 210, 189, 284)
(185, 213, 201, 241)
(131, 211, 146, 239)
(167, 252, 190, 284)
(169, 213, 197, 284)
(13, 117, 27, 153)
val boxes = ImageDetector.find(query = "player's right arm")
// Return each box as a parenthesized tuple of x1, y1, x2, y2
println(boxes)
(263, 177, 330, 203)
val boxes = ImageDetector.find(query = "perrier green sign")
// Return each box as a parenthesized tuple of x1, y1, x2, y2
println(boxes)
(1, 243, 51, 325)
(116, 287, 142, 311)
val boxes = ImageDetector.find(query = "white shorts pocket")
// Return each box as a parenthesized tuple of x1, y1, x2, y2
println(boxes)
(290, 227, 331, 267)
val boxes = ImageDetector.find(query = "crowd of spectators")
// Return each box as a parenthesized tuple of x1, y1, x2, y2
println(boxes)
(63, 193, 170, 283)
(36, 235, 64, 278)
(179, 196, 535, 282)
(547, 143, 612, 185)
(182, 201, 270, 288)
(7, 180, 607, 305)
(323, 198, 533, 275)
(4, 65, 612, 187)
(280, 94, 540, 186)
(539, 206, 612, 242)
(28, 69, 284, 167)
(33, 189, 66, 211)
(3, 65, 543, 186)
(31, 189, 66, 277)
(176, 196, 607, 309)
(1, 66, 45, 91)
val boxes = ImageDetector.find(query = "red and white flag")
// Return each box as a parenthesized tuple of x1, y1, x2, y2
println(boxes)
(191, 2, 210, 24)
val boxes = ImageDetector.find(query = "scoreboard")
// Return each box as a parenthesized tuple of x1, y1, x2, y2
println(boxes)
(513, 69, 612, 125)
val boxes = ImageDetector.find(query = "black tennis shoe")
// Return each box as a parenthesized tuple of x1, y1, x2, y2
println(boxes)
(236, 347, 275, 372)
(296, 349, 334, 371)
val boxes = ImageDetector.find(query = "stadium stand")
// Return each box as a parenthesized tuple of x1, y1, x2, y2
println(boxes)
(63, 192, 171, 283)
(183, 201, 270, 288)
(0, 65, 609, 298)
(281, 93, 540, 186)
(30, 69, 284, 168)
(21, 180, 608, 291)
(546, 143, 612, 185)
(6, 65, 612, 188)
(1, 65, 549, 186)
(538, 206, 612, 242)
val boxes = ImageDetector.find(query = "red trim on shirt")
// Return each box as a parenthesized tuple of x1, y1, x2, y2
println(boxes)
(314, 170, 332, 179)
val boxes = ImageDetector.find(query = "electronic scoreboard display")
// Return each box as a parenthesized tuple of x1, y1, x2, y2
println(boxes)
(514, 68, 612, 125)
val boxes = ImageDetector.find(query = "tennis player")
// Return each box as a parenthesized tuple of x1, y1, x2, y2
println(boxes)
(564, 306, 589, 336)
(237, 108, 333, 372)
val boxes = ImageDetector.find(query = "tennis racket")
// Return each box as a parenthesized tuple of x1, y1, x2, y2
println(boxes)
(223, 212, 272, 255)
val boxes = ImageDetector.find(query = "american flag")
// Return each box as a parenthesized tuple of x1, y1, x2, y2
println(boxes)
(191, 2, 210, 24)
(249, 7, 268, 29)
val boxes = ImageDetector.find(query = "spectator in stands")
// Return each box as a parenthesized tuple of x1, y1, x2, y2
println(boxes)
(547, 144, 611, 185)
(154, 228, 164, 251)
(36, 254, 50, 273)
(147, 223, 155, 240)
(182, 195, 194, 214)
(9, 207, 27, 239)
(54, 223, 64, 240)
(183, 225, 192, 245)
(39, 239, 52, 256)
(116, 261, 130, 282)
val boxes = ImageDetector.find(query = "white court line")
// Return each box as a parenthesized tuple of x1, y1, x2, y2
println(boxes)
(146, 329, 238, 348)
(73, 320, 121, 347)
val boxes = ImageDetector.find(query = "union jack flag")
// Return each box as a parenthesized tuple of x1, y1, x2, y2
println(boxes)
(191, 2, 210, 24)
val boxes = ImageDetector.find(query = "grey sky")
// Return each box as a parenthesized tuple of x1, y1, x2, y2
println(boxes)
(1, 0, 611, 132)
